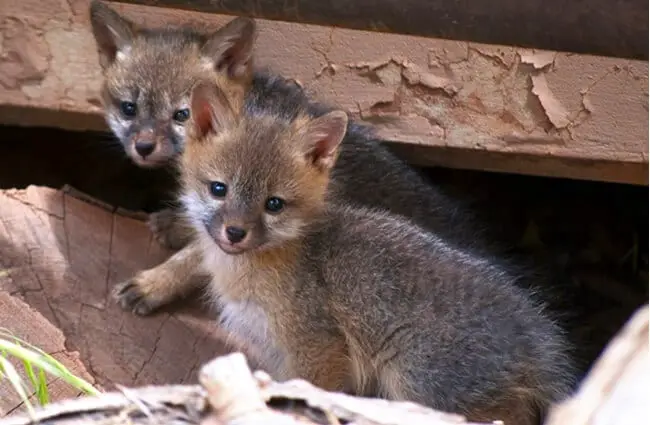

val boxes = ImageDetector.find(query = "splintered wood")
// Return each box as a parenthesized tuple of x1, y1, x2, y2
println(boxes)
(1, 303, 647, 424)
(544, 304, 649, 425)
(0, 352, 490, 425)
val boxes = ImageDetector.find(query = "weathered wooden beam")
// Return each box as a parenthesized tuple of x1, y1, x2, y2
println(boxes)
(1, 0, 647, 185)
(109, 0, 649, 60)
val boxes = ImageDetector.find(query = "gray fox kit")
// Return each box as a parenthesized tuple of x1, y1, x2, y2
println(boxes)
(177, 79, 576, 425)
(89, 0, 253, 169)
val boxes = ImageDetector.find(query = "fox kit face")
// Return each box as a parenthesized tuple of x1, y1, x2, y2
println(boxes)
(89, 0, 255, 167)
(180, 81, 348, 255)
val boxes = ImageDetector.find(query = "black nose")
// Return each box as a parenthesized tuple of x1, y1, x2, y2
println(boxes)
(225, 226, 247, 243)
(135, 141, 155, 157)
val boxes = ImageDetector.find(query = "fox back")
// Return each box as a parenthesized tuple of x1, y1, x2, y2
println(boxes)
(314, 205, 575, 424)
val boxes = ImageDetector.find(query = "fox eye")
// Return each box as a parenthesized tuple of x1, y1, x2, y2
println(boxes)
(265, 197, 285, 213)
(209, 181, 227, 198)
(120, 101, 137, 118)
(173, 108, 190, 123)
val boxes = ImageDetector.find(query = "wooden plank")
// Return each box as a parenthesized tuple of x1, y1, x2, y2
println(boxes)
(0, 0, 647, 185)
(110, 0, 649, 60)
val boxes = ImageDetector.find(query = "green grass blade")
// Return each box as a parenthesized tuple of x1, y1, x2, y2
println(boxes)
(21, 351, 50, 405)
(0, 355, 36, 417)
(36, 368, 49, 405)
(22, 353, 38, 389)
(0, 330, 99, 416)
(0, 338, 99, 396)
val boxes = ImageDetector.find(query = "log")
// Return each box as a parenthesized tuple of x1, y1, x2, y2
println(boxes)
(0, 185, 236, 392)
(544, 304, 649, 425)
(0, 0, 647, 185)
(109, 0, 649, 60)
(1, 304, 648, 425)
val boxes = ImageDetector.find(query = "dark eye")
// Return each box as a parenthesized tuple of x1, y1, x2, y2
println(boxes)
(120, 101, 137, 118)
(265, 197, 285, 213)
(209, 181, 227, 198)
(173, 108, 190, 123)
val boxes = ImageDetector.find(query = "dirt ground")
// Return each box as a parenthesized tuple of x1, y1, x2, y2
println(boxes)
(0, 124, 647, 416)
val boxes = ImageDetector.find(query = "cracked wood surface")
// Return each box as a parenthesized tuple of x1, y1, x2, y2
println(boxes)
(0, 0, 647, 185)
(0, 185, 234, 412)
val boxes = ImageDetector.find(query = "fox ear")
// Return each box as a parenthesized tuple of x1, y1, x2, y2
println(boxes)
(202, 17, 256, 81)
(189, 81, 238, 140)
(298, 111, 348, 171)
(89, 0, 137, 69)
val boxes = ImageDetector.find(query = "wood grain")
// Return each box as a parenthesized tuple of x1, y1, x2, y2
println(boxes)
(0, 186, 234, 397)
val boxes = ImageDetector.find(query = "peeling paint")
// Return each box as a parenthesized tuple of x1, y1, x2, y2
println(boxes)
(346, 57, 459, 96)
(400, 60, 460, 96)
(0, 17, 50, 90)
(374, 63, 402, 86)
(581, 95, 595, 114)
(531, 74, 571, 129)
(520, 51, 557, 70)
(469, 44, 517, 68)
(428, 42, 469, 68)
(347, 59, 393, 71)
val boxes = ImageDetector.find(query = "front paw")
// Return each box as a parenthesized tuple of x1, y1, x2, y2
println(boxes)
(113, 274, 167, 316)
(148, 208, 192, 250)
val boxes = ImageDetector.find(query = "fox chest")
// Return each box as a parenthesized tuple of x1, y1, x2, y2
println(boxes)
(200, 244, 293, 378)
(218, 298, 289, 378)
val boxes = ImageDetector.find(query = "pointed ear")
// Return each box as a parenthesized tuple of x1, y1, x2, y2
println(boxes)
(89, 0, 136, 69)
(201, 17, 256, 81)
(299, 111, 349, 171)
(189, 81, 238, 140)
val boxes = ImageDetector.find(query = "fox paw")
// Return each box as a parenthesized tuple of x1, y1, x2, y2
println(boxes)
(113, 275, 167, 316)
(148, 208, 192, 250)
